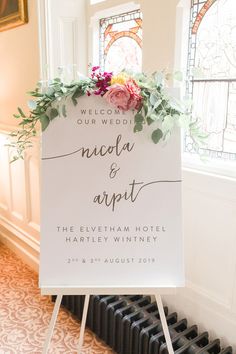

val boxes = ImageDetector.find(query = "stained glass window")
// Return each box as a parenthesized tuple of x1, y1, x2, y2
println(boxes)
(99, 10, 142, 73)
(186, 0, 236, 160)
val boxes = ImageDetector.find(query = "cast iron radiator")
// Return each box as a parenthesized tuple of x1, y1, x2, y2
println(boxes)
(52, 295, 233, 354)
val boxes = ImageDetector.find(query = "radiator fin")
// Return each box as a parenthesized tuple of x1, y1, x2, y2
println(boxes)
(52, 295, 233, 354)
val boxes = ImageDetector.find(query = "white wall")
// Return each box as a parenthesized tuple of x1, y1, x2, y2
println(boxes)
(0, 127, 40, 272)
(0, 0, 40, 271)
(167, 169, 236, 348)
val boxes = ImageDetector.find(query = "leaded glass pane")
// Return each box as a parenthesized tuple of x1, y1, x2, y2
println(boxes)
(186, 0, 236, 160)
(100, 10, 142, 73)
(195, 0, 236, 78)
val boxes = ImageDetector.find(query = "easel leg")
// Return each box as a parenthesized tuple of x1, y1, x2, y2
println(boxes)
(155, 294, 174, 354)
(43, 294, 63, 354)
(77, 294, 90, 354)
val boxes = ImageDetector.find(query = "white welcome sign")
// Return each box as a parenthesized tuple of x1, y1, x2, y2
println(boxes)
(40, 95, 184, 291)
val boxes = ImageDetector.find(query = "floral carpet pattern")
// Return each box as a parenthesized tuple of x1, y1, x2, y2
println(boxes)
(0, 243, 114, 354)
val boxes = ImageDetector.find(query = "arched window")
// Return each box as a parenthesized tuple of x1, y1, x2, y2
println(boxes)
(99, 9, 142, 73)
(186, 0, 236, 160)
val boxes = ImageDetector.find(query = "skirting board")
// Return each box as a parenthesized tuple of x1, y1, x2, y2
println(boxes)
(0, 222, 39, 272)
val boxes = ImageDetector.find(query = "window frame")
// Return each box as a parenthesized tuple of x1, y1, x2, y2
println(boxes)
(99, 8, 142, 72)
(88, 2, 141, 69)
(182, 0, 236, 178)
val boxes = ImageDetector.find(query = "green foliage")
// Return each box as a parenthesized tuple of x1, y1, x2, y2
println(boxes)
(134, 123, 143, 133)
(18, 107, 26, 118)
(40, 114, 50, 131)
(152, 129, 163, 144)
(62, 104, 67, 118)
(10, 71, 207, 161)
(10, 77, 94, 161)
(133, 71, 206, 149)
(49, 108, 58, 120)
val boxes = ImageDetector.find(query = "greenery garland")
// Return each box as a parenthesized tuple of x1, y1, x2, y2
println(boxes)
(9, 67, 207, 161)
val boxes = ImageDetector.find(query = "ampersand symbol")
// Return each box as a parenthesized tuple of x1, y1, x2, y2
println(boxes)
(109, 162, 120, 179)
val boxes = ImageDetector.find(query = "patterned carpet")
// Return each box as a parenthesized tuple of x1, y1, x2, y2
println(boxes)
(0, 242, 114, 353)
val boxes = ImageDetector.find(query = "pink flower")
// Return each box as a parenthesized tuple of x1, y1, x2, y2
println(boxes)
(126, 79, 142, 110)
(104, 84, 132, 111)
(90, 66, 113, 96)
(92, 66, 100, 72)
(104, 82, 142, 111)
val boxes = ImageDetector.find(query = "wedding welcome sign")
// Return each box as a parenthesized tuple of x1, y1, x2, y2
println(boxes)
(40, 94, 184, 291)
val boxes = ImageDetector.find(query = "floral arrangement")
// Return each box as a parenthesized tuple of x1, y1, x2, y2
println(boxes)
(9, 66, 206, 161)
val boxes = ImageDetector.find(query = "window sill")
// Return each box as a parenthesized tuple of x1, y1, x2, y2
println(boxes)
(182, 152, 236, 180)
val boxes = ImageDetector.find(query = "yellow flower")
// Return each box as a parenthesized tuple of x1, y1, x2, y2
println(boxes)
(111, 73, 129, 85)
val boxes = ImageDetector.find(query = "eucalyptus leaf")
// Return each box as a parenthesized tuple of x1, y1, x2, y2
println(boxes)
(62, 104, 67, 117)
(154, 72, 164, 86)
(177, 114, 191, 129)
(134, 123, 143, 132)
(46, 87, 55, 96)
(169, 97, 183, 112)
(162, 115, 174, 133)
(31, 92, 43, 97)
(50, 108, 59, 120)
(150, 113, 159, 121)
(135, 113, 144, 124)
(72, 87, 84, 100)
(173, 71, 183, 81)
(150, 92, 159, 106)
(153, 99, 162, 110)
(18, 107, 26, 118)
(40, 114, 50, 131)
(163, 131, 171, 142)
(139, 82, 153, 90)
(62, 86, 68, 94)
(151, 128, 163, 144)
(143, 103, 148, 116)
(72, 97, 77, 106)
(146, 117, 154, 126)
(147, 104, 153, 117)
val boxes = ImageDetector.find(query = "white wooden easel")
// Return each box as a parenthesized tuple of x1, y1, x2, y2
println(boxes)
(41, 287, 175, 354)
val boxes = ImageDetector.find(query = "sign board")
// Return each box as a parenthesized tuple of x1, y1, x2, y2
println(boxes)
(40, 95, 184, 291)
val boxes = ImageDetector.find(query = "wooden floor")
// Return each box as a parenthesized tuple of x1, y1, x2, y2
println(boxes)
(0, 242, 114, 353)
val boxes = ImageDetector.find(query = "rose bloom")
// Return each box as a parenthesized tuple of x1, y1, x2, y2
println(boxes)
(104, 81, 142, 111)
(126, 79, 142, 110)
